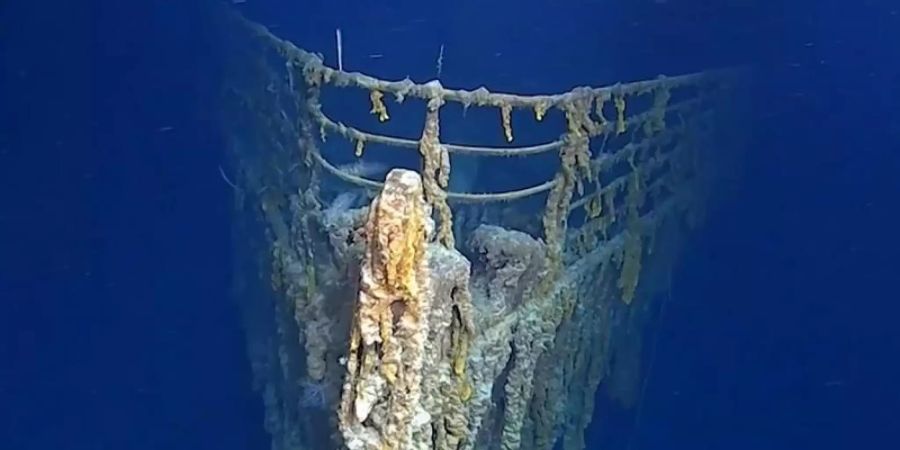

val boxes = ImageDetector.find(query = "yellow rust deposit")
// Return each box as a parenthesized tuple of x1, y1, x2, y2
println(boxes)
(593, 93, 610, 128)
(355, 137, 366, 157)
(501, 104, 514, 142)
(419, 96, 454, 248)
(614, 93, 627, 135)
(644, 84, 671, 136)
(452, 328, 470, 377)
(540, 98, 595, 286)
(534, 101, 550, 122)
(339, 169, 430, 450)
(370, 90, 390, 122)
(618, 157, 646, 305)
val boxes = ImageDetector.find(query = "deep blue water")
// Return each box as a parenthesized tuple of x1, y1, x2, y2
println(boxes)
(1, 0, 898, 449)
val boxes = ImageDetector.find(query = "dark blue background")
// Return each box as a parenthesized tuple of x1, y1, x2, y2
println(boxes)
(1, 0, 897, 449)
